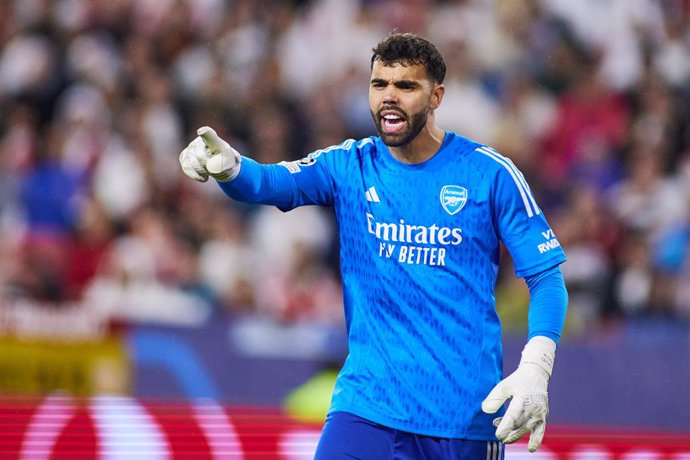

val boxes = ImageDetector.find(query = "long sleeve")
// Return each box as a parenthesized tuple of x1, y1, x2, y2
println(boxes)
(217, 155, 335, 211)
(524, 265, 568, 344)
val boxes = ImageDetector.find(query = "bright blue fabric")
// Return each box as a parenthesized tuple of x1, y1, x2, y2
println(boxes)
(525, 266, 569, 344)
(218, 132, 567, 438)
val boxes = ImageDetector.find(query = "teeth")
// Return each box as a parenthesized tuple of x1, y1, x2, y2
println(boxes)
(383, 114, 401, 120)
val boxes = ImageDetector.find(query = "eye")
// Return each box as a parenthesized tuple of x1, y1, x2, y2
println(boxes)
(397, 83, 416, 91)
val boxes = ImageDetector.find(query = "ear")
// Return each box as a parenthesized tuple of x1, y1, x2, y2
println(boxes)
(430, 84, 445, 110)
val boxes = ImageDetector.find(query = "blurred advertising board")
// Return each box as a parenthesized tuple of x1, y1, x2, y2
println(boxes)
(0, 337, 129, 397)
(0, 300, 129, 397)
(0, 398, 689, 459)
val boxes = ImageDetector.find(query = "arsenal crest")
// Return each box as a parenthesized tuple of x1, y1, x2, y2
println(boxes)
(440, 185, 467, 215)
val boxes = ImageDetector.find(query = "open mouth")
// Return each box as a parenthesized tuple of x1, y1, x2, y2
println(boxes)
(380, 111, 407, 135)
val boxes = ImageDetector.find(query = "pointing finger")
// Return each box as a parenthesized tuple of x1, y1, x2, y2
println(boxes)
(197, 126, 223, 153)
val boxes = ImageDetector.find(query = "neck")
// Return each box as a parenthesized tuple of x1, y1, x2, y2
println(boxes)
(389, 119, 446, 164)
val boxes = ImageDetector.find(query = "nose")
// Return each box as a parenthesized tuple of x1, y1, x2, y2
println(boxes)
(383, 88, 398, 105)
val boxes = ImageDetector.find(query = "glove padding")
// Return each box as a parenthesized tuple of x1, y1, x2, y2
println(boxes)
(481, 336, 556, 453)
(179, 126, 241, 182)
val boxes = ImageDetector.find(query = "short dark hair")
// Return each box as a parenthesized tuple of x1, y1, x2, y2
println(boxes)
(371, 33, 446, 84)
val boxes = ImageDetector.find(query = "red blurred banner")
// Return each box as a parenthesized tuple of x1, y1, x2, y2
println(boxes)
(1, 397, 689, 459)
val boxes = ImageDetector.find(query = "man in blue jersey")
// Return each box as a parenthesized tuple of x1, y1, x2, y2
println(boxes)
(180, 33, 568, 459)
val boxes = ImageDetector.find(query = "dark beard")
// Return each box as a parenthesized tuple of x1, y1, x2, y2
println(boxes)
(371, 107, 429, 147)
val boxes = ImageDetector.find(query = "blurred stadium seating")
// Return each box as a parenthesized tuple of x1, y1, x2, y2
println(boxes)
(0, 0, 689, 457)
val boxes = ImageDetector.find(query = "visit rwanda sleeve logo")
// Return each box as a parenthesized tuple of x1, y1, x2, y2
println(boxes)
(440, 185, 468, 215)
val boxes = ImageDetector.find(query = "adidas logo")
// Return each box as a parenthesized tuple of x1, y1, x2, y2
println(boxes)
(365, 186, 381, 203)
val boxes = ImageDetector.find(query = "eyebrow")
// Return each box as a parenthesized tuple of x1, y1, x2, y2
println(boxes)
(370, 78, 421, 89)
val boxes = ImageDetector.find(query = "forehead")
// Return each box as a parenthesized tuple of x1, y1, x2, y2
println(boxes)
(370, 60, 430, 83)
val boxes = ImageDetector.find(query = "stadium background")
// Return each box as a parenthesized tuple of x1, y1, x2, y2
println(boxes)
(0, 0, 689, 457)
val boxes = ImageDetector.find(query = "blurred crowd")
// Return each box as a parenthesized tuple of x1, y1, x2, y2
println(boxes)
(0, 0, 689, 341)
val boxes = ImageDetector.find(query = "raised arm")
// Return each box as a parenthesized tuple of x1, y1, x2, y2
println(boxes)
(179, 126, 337, 211)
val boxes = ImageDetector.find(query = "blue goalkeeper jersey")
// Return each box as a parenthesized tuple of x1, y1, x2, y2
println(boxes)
(219, 132, 566, 439)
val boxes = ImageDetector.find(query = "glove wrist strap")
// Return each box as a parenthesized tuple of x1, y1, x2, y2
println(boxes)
(211, 153, 242, 182)
(520, 336, 556, 377)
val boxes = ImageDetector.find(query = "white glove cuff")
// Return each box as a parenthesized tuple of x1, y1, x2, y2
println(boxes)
(227, 152, 242, 181)
(520, 336, 556, 377)
(208, 151, 242, 182)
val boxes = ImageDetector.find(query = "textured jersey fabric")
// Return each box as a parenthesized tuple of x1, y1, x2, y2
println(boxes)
(218, 131, 567, 439)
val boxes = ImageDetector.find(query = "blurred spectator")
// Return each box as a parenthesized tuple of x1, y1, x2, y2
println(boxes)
(628, 69, 688, 174)
(541, 0, 666, 90)
(65, 197, 115, 300)
(82, 209, 212, 325)
(613, 230, 655, 317)
(607, 145, 687, 237)
(248, 205, 335, 286)
(197, 205, 257, 315)
(434, 38, 500, 145)
(258, 241, 343, 325)
(19, 143, 84, 239)
(541, 57, 629, 199)
(491, 70, 557, 179)
(554, 186, 617, 333)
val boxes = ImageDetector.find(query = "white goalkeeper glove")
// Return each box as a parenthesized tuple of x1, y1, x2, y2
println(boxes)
(179, 126, 241, 182)
(481, 336, 556, 453)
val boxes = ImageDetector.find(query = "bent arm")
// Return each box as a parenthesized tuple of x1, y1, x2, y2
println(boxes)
(524, 265, 568, 344)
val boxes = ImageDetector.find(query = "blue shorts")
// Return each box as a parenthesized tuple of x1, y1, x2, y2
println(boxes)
(314, 411, 505, 460)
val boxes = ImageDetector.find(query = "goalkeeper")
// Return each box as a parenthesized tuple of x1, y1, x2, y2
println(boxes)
(180, 33, 567, 459)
